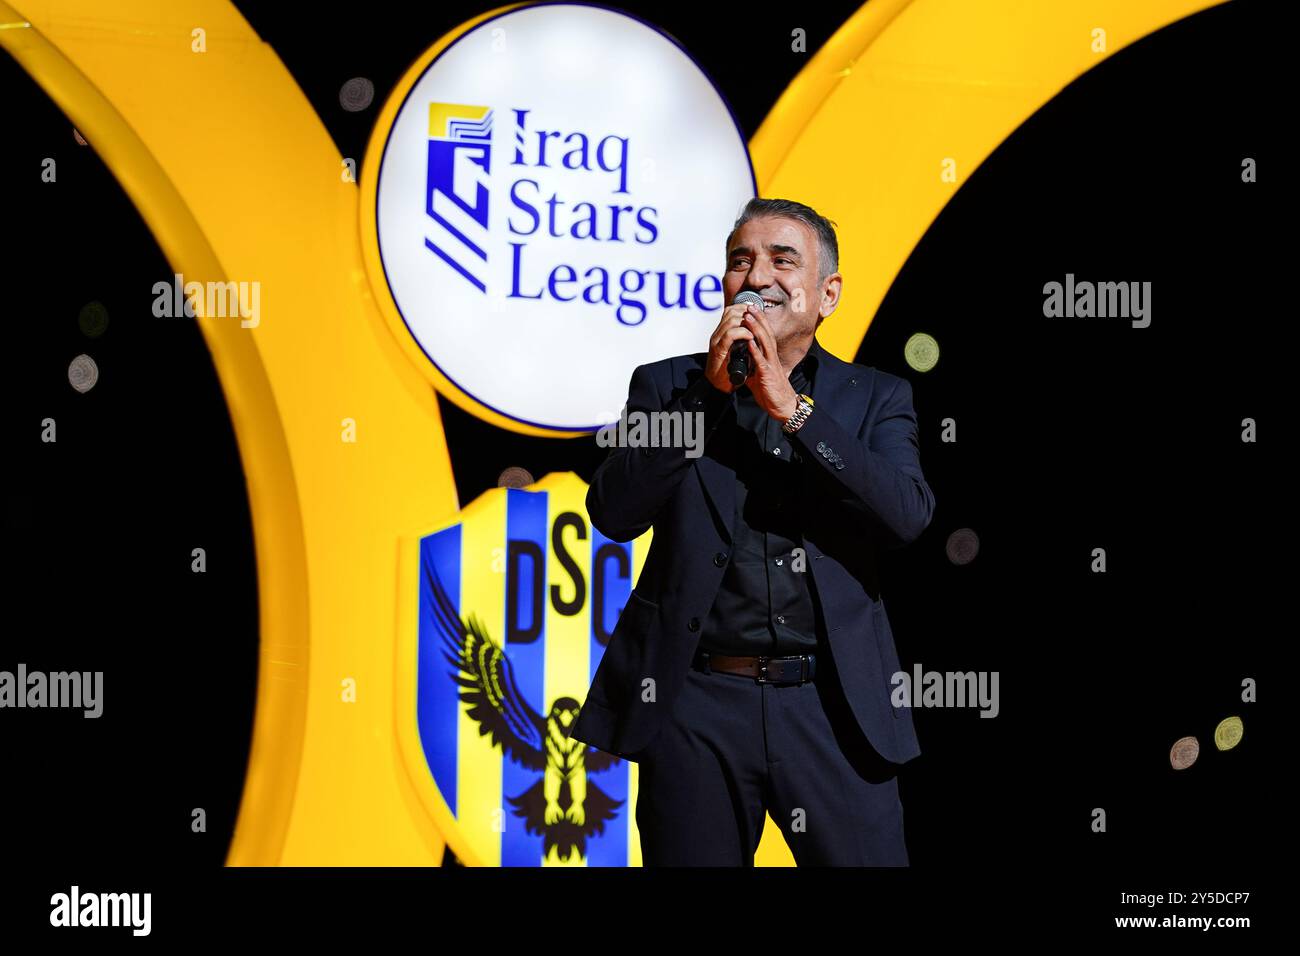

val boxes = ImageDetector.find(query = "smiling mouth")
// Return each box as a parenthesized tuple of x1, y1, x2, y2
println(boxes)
(761, 298, 783, 309)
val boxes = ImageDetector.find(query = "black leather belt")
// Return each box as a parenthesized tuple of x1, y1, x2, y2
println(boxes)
(692, 648, 817, 685)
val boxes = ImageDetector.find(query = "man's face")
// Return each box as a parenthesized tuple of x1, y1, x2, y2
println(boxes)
(723, 215, 838, 351)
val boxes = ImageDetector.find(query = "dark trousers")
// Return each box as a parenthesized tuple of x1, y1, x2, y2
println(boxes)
(635, 649, 909, 866)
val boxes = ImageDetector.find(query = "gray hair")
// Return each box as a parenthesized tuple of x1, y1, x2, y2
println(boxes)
(726, 197, 840, 283)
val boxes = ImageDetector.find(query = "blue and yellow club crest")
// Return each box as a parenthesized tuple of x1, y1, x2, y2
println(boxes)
(396, 471, 652, 866)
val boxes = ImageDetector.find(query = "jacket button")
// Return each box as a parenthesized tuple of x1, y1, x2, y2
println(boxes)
(688, 617, 700, 631)
(713, 551, 728, 567)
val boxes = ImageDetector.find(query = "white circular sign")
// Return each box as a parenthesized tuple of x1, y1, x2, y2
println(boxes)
(373, 3, 755, 432)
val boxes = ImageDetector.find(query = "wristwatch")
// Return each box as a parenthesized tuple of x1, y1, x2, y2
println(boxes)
(781, 393, 815, 434)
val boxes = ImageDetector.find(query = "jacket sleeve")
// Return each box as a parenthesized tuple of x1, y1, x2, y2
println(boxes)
(585, 362, 733, 542)
(791, 376, 935, 549)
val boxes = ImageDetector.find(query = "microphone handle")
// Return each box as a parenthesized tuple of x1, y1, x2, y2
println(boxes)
(727, 340, 750, 386)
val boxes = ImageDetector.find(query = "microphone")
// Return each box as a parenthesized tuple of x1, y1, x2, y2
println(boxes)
(728, 290, 766, 386)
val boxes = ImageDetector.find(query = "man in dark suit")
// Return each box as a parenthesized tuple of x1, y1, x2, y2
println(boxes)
(571, 198, 935, 866)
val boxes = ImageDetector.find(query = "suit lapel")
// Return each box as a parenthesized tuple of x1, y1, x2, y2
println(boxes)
(680, 334, 866, 546)
(798, 335, 867, 497)
(677, 356, 738, 544)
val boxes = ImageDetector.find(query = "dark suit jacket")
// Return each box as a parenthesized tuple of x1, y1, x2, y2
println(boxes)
(571, 334, 936, 764)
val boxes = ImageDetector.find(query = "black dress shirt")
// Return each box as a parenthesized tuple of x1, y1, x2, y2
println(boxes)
(698, 350, 822, 657)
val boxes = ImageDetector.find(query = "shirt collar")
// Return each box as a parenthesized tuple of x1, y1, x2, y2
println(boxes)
(789, 339, 820, 393)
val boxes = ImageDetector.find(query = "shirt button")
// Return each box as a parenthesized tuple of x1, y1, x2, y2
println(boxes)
(775, 558, 783, 566)
(775, 615, 786, 625)
(772, 447, 781, 455)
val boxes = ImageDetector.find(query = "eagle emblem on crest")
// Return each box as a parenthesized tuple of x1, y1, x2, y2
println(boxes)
(424, 560, 626, 862)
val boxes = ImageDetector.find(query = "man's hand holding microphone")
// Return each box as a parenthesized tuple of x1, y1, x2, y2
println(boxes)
(704, 291, 801, 423)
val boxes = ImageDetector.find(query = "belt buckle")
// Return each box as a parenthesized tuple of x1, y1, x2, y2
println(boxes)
(756, 656, 801, 685)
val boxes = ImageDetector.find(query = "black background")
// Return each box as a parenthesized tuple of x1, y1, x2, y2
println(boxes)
(0, 0, 1280, 934)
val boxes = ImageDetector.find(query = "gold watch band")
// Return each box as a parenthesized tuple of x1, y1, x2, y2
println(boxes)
(783, 393, 814, 433)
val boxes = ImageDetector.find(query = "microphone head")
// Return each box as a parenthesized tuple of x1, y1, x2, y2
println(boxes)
(732, 290, 766, 311)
